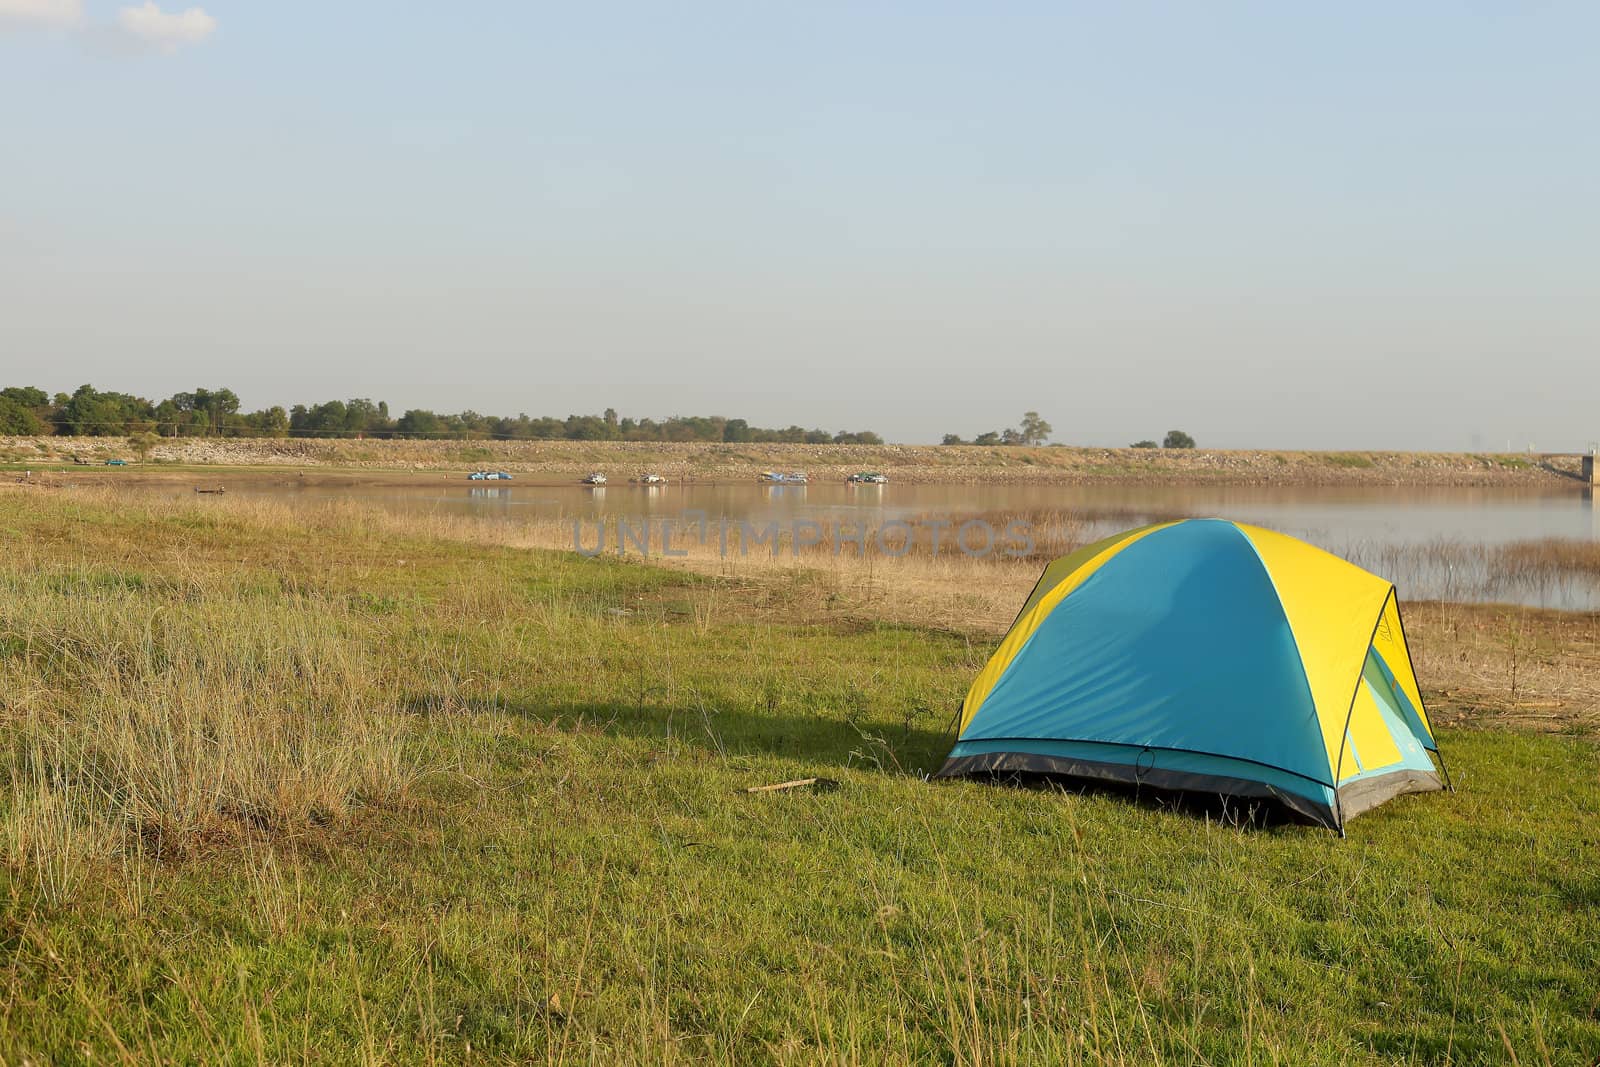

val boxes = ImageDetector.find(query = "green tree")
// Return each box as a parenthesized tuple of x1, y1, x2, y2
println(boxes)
(192, 387, 241, 432)
(1163, 429, 1196, 449)
(2, 386, 49, 410)
(1130, 440, 1158, 449)
(164, 388, 240, 435)
(973, 431, 1001, 446)
(343, 398, 389, 437)
(832, 430, 883, 444)
(246, 407, 290, 437)
(1, 386, 52, 434)
(1019, 411, 1053, 445)
(128, 432, 160, 462)
(940, 433, 966, 445)
(395, 409, 445, 438)
(291, 400, 348, 436)
(0, 395, 45, 435)
(60, 384, 153, 436)
(564, 414, 612, 440)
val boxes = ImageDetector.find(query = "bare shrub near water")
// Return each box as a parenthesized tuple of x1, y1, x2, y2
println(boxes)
(1496, 538, 1600, 581)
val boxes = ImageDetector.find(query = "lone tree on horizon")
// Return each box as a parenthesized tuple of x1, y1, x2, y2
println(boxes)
(1163, 429, 1196, 449)
(939, 411, 1053, 446)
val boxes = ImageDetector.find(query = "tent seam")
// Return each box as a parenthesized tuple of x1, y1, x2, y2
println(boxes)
(1231, 523, 1336, 787)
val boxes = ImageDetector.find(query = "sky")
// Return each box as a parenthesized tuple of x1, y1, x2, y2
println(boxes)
(1, 2, 1596, 450)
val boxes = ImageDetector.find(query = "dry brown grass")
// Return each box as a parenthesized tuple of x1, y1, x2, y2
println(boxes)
(1404, 601, 1600, 734)
(1497, 538, 1600, 580)
(398, 506, 1600, 736)
(379, 507, 1055, 634)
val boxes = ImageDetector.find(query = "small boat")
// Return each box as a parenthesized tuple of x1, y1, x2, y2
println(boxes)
(194, 486, 226, 495)
(581, 472, 607, 486)
(759, 471, 808, 485)
(634, 473, 668, 486)
(846, 471, 888, 484)
(468, 470, 513, 481)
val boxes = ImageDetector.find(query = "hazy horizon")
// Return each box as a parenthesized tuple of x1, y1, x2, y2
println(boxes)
(3, 3, 1596, 451)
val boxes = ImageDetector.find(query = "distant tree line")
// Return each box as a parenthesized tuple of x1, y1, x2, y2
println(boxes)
(1131, 430, 1196, 449)
(941, 412, 1053, 447)
(0, 385, 884, 444)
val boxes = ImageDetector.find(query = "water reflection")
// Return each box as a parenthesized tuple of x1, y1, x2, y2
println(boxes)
(156, 481, 1600, 610)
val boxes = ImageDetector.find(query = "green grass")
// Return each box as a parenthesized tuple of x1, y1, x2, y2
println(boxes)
(1321, 453, 1377, 469)
(0, 491, 1596, 1063)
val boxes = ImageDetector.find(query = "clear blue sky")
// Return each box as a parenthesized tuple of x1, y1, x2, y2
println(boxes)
(2, 2, 1596, 449)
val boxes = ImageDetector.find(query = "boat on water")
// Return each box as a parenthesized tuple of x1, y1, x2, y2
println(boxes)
(634, 473, 668, 485)
(759, 470, 808, 485)
(467, 470, 513, 481)
(846, 471, 888, 484)
(581, 472, 608, 486)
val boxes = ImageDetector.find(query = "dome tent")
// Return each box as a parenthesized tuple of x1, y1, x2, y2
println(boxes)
(937, 520, 1448, 832)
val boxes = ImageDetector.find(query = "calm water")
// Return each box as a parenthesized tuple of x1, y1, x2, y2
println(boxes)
(145, 480, 1600, 610)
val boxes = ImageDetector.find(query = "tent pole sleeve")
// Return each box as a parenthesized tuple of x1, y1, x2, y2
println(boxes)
(1009, 563, 1053, 632)
(1433, 744, 1456, 794)
(939, 700, 963, 747)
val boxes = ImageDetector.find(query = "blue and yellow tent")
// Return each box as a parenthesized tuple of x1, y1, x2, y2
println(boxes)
(938, 520, 1447, 831)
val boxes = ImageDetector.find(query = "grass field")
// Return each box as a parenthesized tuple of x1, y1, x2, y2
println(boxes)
(0, 489, 1596, 1063)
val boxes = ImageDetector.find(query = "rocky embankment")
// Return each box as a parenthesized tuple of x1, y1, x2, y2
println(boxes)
(0, 435, 1586, 487)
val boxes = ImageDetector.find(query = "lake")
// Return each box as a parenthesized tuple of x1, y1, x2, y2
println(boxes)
(135, 480, 1600, 610)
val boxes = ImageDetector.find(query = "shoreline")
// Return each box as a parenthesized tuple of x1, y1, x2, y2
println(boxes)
(7, 483, 1598, 731)
(1, 435, 1591, 489)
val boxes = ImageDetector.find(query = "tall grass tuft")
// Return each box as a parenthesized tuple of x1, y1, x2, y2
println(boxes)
(0, 557, 417, 891)
(3, 738, 118, 910)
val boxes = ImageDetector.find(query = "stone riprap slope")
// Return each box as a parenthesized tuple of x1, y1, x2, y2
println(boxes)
(0, 435, 1584, 486)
